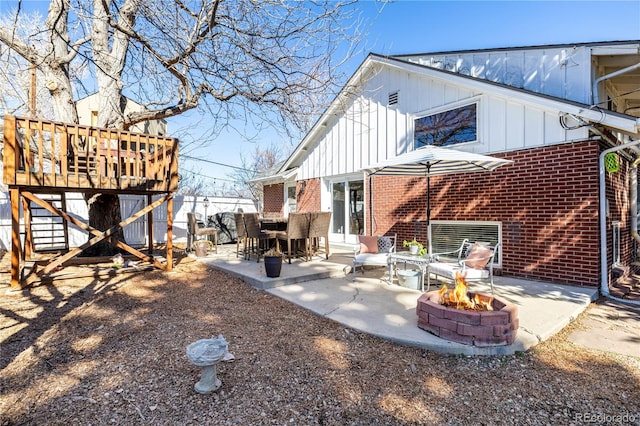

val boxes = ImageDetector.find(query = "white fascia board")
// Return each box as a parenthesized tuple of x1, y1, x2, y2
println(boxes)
(248, 175, 279, 184)
(375, 55, 640, 135)
(281, 167, 299, 181)
(248, 167, 298, 184)
(591, 45, 640, 55)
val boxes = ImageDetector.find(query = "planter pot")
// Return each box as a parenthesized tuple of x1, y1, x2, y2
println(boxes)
(409, 245, 419, 255)
(194, 240, 213, 257)
(264, 255, 283, 278)
(397, 269, 421, 290)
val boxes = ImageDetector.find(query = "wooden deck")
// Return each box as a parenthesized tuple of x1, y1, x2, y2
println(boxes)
(3, 115, 178, 193)
(2, 115, 178, 288)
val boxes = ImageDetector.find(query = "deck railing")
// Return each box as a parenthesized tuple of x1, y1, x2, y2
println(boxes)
(2, 115, 179, 193)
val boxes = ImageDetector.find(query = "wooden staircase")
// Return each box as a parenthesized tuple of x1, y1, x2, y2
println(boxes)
(26, 192, 69, 253)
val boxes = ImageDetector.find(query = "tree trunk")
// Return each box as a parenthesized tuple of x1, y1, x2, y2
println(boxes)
(82, 193, 127, 257)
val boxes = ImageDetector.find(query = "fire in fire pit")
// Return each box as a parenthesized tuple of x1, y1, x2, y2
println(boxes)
(416, 273, 519, 347)
(438, 273, 494, 311)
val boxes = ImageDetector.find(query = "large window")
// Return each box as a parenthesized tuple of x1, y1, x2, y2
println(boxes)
(430, 220, 501, 267)
(414, 103, 477, 148)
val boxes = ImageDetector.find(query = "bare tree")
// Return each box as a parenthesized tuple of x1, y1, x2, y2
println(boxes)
(228, 144, 282, 206)
(176, 167, 208, 196)
(0, 0, 363, 254)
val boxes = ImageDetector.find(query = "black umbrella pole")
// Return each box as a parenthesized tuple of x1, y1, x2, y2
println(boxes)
(427, 173, 431, 249)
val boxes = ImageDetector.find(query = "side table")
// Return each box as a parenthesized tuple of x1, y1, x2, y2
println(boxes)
(388, 251, 431, 292)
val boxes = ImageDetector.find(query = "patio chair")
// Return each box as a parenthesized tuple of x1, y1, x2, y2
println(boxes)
(427, 239, 500, 293)
(234, 212, 246, 258)
(186, 212, 218, 254)
(308, 211, 331, 260)
(243, 212, 277, 262)
(275, 212, 311, 263)
(352, 234, 397, 281)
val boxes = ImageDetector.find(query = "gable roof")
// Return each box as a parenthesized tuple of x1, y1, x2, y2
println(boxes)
(392, 39, 640, 60)
(277, 42, 640, 176)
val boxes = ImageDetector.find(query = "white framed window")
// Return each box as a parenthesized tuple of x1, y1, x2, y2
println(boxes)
(430, 220, 502, 267)
(414, 100, 479, 148)
(286, 185, 297, 215)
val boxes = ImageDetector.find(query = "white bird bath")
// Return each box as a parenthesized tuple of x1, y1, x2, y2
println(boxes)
(186, 335, 228, 394)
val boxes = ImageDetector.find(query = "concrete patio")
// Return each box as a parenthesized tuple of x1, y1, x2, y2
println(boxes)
(196, 243, 599, 356)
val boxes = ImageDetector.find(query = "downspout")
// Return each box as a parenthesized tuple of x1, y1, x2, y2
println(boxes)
(592, 61, 640, 106)
(600, 139, 640, 306)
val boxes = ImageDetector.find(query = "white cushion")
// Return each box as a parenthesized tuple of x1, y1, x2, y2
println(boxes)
(428, 262, 489, 280)
(355, 253, 390, 267)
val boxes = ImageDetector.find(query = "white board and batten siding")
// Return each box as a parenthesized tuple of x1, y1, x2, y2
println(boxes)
(296, 56, 589, 181)
(396, 45, 594, 105)
(0, 193, 256, 251)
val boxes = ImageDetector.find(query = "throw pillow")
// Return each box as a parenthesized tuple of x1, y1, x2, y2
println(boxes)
(465, 242, 493, 269)
(359, 235, 379, 253)
(377, 236, 394, 253)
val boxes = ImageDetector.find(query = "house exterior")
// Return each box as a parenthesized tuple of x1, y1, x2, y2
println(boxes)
(261, 40, 640, 291)
(76, 94, 168, 136)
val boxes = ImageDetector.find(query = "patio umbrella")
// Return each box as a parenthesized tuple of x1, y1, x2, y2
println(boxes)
(362, 145, 513, 254)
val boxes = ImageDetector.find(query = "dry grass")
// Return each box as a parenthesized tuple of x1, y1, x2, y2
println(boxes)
(1, 249, 639, 425)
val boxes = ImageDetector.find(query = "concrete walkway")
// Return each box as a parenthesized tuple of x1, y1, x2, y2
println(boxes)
(198, 244, 599, 356)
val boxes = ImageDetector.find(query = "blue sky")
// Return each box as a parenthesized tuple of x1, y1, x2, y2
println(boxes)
(189, 0, 640, 192)
(358, 1, 640, 57)
(3, 1, 640, 192)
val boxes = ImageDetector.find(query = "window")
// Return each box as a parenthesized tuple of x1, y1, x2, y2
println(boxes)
(414, 103, 477, 148)
(287, 185, 297, 214)
(430, 220, 501, 267)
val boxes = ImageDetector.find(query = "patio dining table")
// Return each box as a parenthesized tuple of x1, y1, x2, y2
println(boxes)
(260, 217, 288, 231)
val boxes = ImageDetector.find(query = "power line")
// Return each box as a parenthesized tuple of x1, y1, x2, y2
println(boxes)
(183, 169, 236, 183)
(181, 154, 251, 172)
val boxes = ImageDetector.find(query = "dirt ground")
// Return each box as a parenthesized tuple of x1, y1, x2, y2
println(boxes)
(1, 248, 639, 425)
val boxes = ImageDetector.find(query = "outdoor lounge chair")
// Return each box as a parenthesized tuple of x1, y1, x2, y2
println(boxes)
(352, 234, 397, 281)
(187, 212, 218, 253)
(427, 239, 500, 293)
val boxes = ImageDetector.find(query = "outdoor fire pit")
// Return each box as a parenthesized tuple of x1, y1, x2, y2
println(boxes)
(416, 274, 518, 347)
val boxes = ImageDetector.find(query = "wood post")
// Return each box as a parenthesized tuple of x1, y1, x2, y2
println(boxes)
(10, 188, 21, 289)
(166, 193, 173, 271)
(147, 194, 154, 256)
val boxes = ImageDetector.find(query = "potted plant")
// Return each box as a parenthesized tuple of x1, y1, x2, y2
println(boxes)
(263, 247, 283, 277)
(403, 239, 426, 256)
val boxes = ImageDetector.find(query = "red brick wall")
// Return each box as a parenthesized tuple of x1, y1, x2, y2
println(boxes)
(604, 145, 635, 284)
(263, 183, 284, 215)
(296, 178, 321, 212)
(370, 141, 601, 286)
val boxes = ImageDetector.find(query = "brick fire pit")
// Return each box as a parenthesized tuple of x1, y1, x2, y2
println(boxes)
(416, 291, 519, 347)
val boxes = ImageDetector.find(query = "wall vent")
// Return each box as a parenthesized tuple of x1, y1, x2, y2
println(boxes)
(388, 91, 399, 106)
